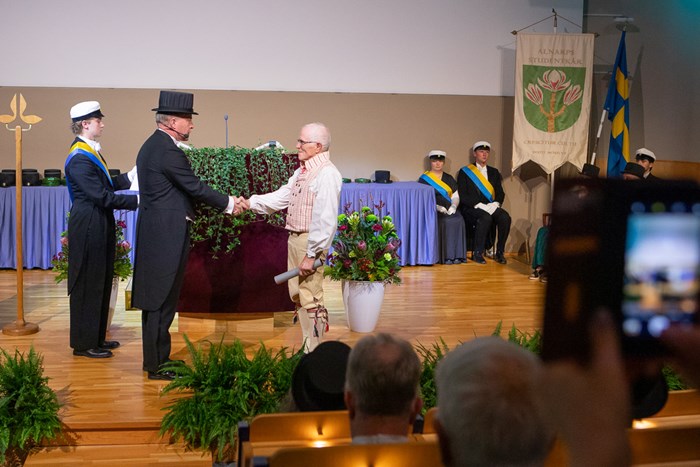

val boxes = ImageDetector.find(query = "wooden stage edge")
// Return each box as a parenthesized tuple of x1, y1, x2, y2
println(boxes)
(0, 256, 544, 464)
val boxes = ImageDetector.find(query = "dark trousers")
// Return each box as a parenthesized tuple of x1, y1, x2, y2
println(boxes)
(70, 248, 113, 351)
(141, 235, 190, 373)
(465, 207, 511, 254)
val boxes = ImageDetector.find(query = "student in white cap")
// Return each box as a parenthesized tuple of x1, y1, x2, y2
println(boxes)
(418, 150, 467, 264)
(634, 148, 659, 180)
(457, 141, 511, 265)
(65, 101, 138, 359)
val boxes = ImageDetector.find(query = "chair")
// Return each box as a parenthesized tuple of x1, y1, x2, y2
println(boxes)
(238, 410, 351, 467)
(545, 424, 700, 466)
(421, 407, 438, 434)
(259, 440, 442, 467)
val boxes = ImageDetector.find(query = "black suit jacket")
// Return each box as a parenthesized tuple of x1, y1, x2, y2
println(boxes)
(132, 130, 229, 310)
(65, 137, 138, 293)
(456, 164, 506, 210)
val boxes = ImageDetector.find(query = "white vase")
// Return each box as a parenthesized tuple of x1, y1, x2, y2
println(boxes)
(106, 277, 119, 329)
(343, 280, 385, 333)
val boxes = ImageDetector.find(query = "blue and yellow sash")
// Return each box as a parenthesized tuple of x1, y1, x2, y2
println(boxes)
(65, 141, 112, 202)
(461, 164, 494, 202)
(419, 171, 452, 203)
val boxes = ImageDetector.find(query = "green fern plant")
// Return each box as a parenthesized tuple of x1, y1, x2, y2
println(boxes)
(159, 336, 303, 463)
(414, 338, 451, 415)
(0, 347, 62, 465)
(492, 322, 542, 354)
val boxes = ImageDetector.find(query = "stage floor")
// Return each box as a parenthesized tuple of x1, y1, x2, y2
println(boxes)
(0, 258, 545, 463)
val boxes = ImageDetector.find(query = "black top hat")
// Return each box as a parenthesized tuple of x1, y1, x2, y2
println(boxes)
(374, 170, 392, 184)
(151, 90, 198, 115)
(623, 162, 645, 179)
(291, 341, 351, 411)
(580, 163, 600, 178)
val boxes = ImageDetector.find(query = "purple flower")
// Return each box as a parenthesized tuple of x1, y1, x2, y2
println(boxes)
(357, 240, 366, 251)
(372, 224, 383, 232)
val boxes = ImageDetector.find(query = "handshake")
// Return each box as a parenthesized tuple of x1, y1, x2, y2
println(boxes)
(233, 196, 250, 215)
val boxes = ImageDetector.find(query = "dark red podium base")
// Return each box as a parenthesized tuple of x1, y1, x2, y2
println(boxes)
(177, 221, 295, 313)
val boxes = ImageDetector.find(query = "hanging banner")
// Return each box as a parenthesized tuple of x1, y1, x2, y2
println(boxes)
(512, 33, 595, 174)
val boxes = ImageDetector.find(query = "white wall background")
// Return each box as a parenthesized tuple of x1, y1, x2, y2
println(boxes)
(2, 0, 582, 96)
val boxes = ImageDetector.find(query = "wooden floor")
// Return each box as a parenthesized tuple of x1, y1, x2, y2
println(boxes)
(0, 256, 545, 465)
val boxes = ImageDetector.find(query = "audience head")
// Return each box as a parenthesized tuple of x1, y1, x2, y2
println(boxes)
(70, 101, 104, 137)
(291, 340, 351, 411)
(622, 162, 645, 180)
(435, 337, 554, 467)
(344, 333, 422, 436)
(635, 148, 656, 175)
(472, 140, 491, 166)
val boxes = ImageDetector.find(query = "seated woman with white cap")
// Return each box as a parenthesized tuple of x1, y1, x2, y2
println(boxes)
(418, 150, 467, 264)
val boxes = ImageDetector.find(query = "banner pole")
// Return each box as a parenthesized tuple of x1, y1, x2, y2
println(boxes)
(589, 109, 608, 165)
(2, 94, 40, 336)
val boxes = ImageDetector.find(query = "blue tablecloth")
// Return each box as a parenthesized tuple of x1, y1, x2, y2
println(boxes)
(339, 182, 438, 265)
(1, 183, 437, 269)
(0, 186, 137, 269)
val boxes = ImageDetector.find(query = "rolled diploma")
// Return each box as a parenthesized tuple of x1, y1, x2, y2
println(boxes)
(274, 258, 324, 284)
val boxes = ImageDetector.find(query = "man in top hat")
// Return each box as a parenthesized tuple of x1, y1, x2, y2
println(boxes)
(418, 150, 466, 264)
(65, 101, 138, 358)
(243, 122, 342, 353)
(457, 141, 511, 265)
(622, 161, 646, 180)
(580, 163, 600, 178)
(132, 90, 241, 380)
(635, 148, 660, 180)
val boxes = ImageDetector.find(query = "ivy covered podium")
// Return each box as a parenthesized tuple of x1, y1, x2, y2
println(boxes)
(175, 147, 297, 314)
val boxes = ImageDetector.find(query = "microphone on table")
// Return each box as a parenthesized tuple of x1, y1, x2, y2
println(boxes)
(274, 258, 324, 284)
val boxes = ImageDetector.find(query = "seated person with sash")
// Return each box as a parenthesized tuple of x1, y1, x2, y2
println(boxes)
(418, 150, 466, 264)
(457, 141, 511, 265)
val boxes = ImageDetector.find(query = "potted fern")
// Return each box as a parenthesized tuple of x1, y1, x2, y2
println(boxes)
(0, 347, 62, 465)
(159, 336, 303, 465)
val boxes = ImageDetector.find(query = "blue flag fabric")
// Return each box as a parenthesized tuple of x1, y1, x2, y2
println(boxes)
(603, 31, 630, 178)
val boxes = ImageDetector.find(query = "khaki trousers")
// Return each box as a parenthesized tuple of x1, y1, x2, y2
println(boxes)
(288, 232, 326, 352)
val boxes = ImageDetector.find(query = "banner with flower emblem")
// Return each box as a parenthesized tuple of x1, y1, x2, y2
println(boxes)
(512, 33, 595, 174)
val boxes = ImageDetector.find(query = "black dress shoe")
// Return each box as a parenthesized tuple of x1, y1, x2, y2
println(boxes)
(494, 253, 507, 264)
(73, 348, 113, 359)
(147, 370, 177, 381)
(473, 252, 487, 264)
(99, 340, 120, 350)
(143, 360, 186, 372)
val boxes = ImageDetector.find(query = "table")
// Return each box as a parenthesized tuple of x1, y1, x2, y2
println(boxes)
(0, 186, 137, 269)
(339, 182, 438, 266)
(1, 182, 438, 269)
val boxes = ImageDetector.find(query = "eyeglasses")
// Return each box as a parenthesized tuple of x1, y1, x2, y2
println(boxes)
(297, 139, 318, 146)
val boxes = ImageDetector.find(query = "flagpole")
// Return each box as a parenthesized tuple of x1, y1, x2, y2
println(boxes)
(589, 109, 608, 165)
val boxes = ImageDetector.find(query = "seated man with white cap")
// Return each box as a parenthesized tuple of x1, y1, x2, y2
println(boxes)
(635, 148, 660, 180)
(457, 141, 511, 265)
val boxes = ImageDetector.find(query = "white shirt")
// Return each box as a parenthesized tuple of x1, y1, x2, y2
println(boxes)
(249, 153, 342, 257)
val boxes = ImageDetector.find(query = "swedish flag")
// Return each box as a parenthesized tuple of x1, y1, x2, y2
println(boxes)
(604, 31, 630, 178)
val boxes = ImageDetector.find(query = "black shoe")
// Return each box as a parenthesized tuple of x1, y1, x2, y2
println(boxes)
(472, 252, 487, 264)
(494, 253, 507, 264)
(73, 348, 113, 359)
(99, 340, 120, 350)
(143, 359, 185, 372)
(147, 370, 177, 381)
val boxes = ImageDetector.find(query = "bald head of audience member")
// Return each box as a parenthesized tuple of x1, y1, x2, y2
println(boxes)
(435, 337, 555, 467)
(344, 333, 423, 443)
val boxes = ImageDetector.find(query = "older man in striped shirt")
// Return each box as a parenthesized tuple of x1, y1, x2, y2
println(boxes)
(247, 122, 342, 352)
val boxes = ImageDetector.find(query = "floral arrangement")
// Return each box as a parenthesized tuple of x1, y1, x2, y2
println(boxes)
(51, 216, 133, 284)
(326, 204, 402, 284)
